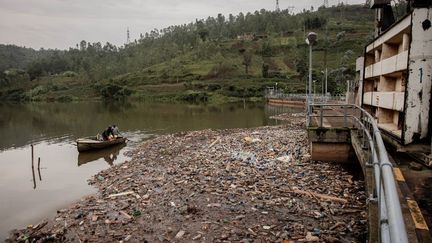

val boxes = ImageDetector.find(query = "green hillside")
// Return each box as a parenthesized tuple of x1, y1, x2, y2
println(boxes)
(0, 4, 376, 103)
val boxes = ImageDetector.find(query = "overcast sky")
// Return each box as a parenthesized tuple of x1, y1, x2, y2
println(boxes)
(0, 0, 365, 50)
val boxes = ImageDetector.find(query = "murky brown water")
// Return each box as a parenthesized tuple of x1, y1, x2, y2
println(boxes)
(0, 101, 302, 240)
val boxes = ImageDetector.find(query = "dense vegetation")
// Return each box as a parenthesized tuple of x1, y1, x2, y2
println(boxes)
(0, 4, 377, 103)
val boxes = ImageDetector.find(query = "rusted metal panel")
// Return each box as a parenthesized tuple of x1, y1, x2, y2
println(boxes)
(406, 200, 429, 230)
(404, 8, 432, 144)
(393, 168, 405, 182)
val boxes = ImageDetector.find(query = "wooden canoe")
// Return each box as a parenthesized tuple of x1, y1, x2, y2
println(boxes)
(76, 136, 127, 152)
(78, 143, 126, 166)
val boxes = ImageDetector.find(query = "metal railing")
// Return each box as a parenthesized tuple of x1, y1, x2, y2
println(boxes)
(265, 90, 346, 103)
(308, 103, 408, 243)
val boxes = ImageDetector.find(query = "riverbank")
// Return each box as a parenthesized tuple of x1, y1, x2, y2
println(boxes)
(7, 114, 367, 242)
(0, 76, 288, 104)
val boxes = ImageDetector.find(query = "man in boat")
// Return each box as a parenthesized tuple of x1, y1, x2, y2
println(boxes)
(112, 125, 120, 138)
(101, 126, 115, 141)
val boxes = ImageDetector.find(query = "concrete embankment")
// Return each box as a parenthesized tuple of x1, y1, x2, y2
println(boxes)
(8, 115, 367, 242)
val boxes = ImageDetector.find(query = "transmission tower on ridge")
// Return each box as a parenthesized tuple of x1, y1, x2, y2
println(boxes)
(276, 0, 280, 12)
(287, 6, 295, 14)
(324, 0, 329, 8)
(127, 27, 130, 44)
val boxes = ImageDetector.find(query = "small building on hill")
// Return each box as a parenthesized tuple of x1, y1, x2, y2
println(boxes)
(237, 33, 254, 41)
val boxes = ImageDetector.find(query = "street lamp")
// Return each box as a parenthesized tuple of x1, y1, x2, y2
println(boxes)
(306, 32, 317, 118)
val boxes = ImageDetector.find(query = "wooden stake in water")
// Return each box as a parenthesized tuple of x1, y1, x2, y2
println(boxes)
(31, 144, 36, 189)
(31, 144, 34, 164)
(37, 157, 42, 181)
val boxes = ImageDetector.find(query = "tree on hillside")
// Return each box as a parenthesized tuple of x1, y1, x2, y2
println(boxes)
(217, 13, 226, 38)
(27, 62, 43, 80)
(242, 50, 252, 75)
(262, 63, 269, 78)
(261, 41, 272, 57)
(196, 20, 209, 42)
(0, 4, 377, 100)
(79, 40, 87, 51)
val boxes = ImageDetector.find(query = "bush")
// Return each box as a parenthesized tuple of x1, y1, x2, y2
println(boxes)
(57, 95, 73, 102)
(207, 84, 221, 91)
(206, 61, 237, 79)
(177, 91, 209, 103)
(0, 89, 29, 101)
(61, 71, 78, 77)
(29, 85, 48, 97)
(98, 83, 132, 100)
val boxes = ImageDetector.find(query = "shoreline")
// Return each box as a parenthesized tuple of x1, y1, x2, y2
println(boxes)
(7, 116, 367, 242)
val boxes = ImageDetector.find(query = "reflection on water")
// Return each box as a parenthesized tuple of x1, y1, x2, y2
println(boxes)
(78, 143, 126, 167)
(0, 101, 302, 240)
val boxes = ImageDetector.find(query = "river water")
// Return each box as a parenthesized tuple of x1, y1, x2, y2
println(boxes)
(0, 101, 302, 240)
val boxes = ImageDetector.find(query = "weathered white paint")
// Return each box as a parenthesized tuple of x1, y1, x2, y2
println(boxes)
(365, 51, 408, 78)
(363, 91, 405, 111)
(402, 33, 410, 52)
(362, 7, 432, 145)
(356, 57, 365, 106)
(366, 16, 411, 53)
(404, 8, 432, 144)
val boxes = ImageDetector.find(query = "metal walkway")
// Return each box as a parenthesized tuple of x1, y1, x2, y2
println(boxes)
(307, 103, 409, 243)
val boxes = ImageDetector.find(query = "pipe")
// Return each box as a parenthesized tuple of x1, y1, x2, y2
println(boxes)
(351, 115, 391, 242)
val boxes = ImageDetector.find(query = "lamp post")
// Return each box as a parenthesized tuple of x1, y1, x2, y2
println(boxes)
(306, 32, 317, 119)
(321, 70, 328, 96)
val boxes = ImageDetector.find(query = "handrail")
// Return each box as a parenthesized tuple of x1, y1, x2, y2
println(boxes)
(307, 103, 408, 243)
(264, 90, 346, 102)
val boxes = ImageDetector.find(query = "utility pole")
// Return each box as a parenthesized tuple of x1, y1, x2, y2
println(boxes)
(325, 68, 328, 96)
(306, 32, 318, 119)
(127, 27, 130, 44)
(276, 0, 280, 12)
(309, 44, 313, 103)
(313, 80, 317, 97)
(346, 80, 350, 104)
(324, 23, 328, 96)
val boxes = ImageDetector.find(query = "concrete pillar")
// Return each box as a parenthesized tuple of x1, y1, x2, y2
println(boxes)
(375, 49, 381, 63)
(402, 33, 410, 52)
